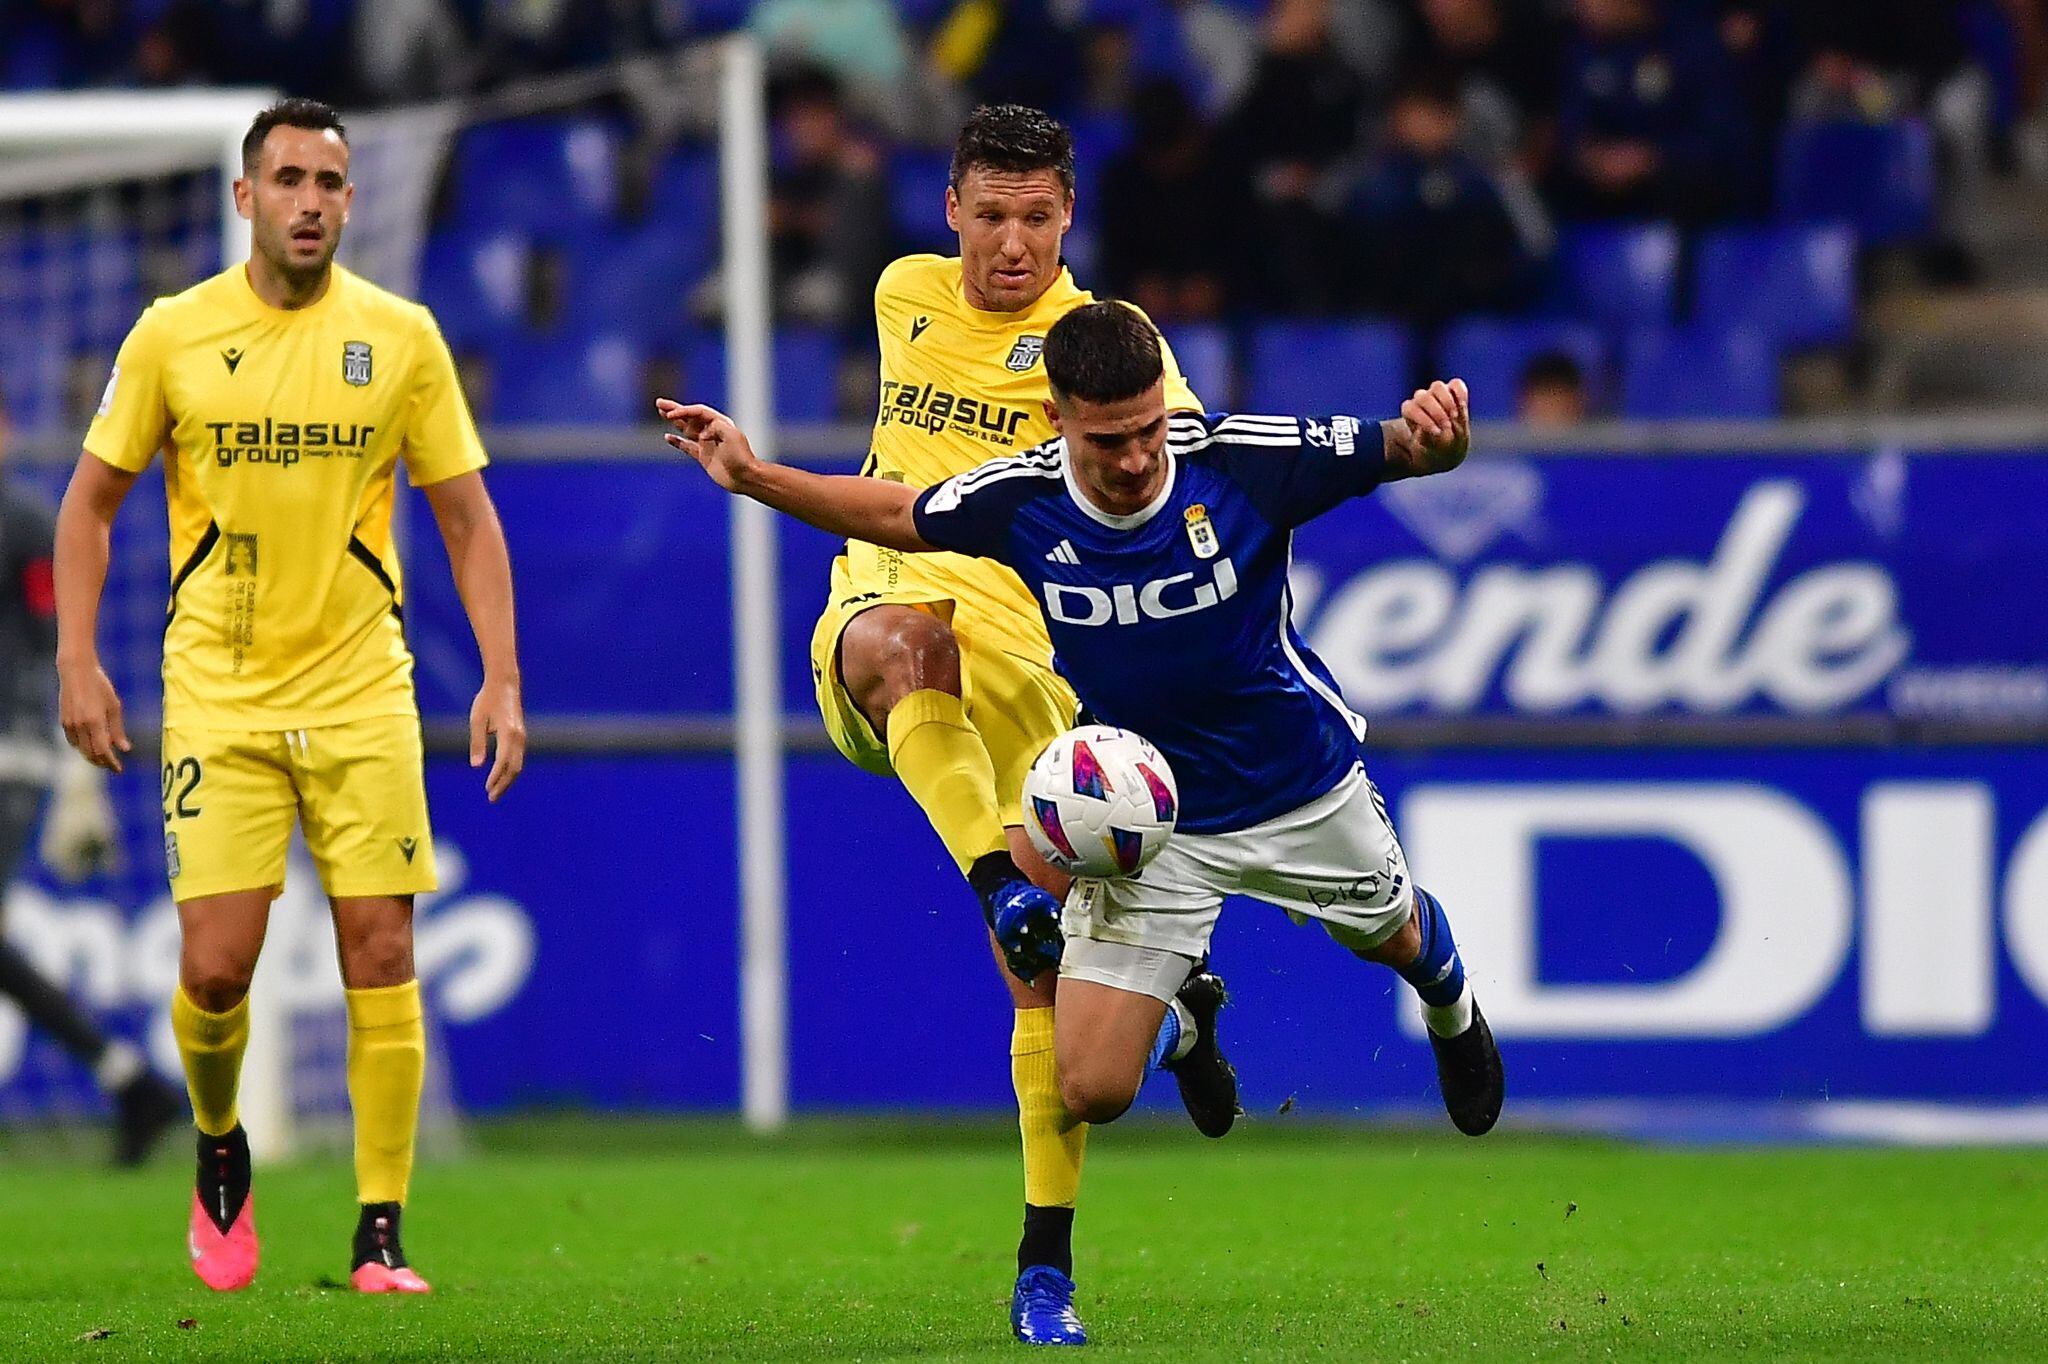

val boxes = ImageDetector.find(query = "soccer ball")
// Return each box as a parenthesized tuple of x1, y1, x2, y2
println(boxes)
(1022, 726, 1179, 879)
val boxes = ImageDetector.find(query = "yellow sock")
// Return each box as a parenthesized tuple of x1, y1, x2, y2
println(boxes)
(345, 980, 425, 1206)
(1012, 1006, 1086, 1207)
(171, 986, 248, 1137)
(887, 688, 1008, 873)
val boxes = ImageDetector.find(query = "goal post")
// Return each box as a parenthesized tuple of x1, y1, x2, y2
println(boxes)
(717, 34, 789, 1134)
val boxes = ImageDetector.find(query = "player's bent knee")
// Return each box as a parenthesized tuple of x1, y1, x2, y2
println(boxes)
(840, 605, 963, 730)
(1058, 1064, 1140, 1126)
(180, 961, 256, 1013)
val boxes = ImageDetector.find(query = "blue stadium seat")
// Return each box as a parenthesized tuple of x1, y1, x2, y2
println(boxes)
(418, 229, 531, 351)
(682, 329, 844, 424)
(0, 322, 65, 432)
(1555, 222, 1680, 326)
(1776, 119, 1937, 246)
(568, 216, 719, 350)
(451, 119, 623, 240)
(485, 333, 645, 425)
(1245, 321, 1411, 415)
(1161, 323, 1233, 410)
(1693, 224, 1857, 348)
(647, 145, 719, 234)
(889, 150, 955, 256)
(1436, 318, 1606, 422)
(1620, 325, 1779, 419)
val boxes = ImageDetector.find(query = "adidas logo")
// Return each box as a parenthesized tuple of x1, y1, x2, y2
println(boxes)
(1045, 540, 1080, 565)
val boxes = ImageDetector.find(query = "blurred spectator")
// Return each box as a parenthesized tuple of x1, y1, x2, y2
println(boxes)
(1516, 349, 1590, 425)
(1714, 0, 1804, 139)
(750, 0, 939, 137)
(698, 67, 890, 330)
(1217, 0, 1369, 313)
(1393, 0, 1565, 168)
(354, 0, 475, 104)
(0, 0, 135, 89)
(930, 0, 1087, 118)
(1787, 0, 1994, 278)
(1095, 80, 1233, 323)
(1135, 0, 1262, 118)
(469, 0, 680, 88)
(148, 0, 356, 103)
(1553, 0, 1756, 222)
(1347, 69, 1545, 326)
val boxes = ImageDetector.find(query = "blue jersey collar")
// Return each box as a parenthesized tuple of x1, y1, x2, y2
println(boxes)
(1061, 445, 1178, 531)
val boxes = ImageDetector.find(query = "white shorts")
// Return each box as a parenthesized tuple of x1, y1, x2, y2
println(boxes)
(1059, 765, 1414, 987)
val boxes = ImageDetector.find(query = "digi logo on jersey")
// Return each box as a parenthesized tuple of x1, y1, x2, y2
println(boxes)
(204, 419, 376, 468)
(878, 380, 1032, 446)
(1045, 557, 1240, 626)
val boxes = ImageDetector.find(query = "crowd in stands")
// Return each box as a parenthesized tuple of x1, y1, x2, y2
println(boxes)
(3, 0, 2045, 423)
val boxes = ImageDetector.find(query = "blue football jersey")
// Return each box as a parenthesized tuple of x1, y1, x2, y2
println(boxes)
(912, 410, 1388, 833)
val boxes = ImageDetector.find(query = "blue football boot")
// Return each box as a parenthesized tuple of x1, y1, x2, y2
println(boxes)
(1011, 1265, 1088, 1346)
(985, 879, 1064, 984)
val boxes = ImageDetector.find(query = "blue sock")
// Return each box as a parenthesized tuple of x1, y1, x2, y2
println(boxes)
(1146, 1002, 1185, 1071)
(1397, 888, 1472, 1035)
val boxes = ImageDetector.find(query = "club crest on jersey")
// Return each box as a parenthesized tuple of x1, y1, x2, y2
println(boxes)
(342, 340, 373, 387)
(1184, 503, 1220, 559)
(1005, 335, 1045, 373)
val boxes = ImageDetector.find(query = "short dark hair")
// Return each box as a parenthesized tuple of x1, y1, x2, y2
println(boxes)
(242, 97, 348, 174)
(1044, 302, 1164, 405)
(1517, 350, 1585, 392)
(950, 104, 1075, 195)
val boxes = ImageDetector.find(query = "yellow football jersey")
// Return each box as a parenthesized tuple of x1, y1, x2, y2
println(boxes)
(862, 254, 1201, 643)
(84, 264, 486, 730)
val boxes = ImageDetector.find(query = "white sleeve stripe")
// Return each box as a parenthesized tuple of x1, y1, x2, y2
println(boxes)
(953, 452, 1064, 493)
(948, 463, 1064, 497)
(1216, 415, 1300, 430)
(1170, 431, 1300, 455)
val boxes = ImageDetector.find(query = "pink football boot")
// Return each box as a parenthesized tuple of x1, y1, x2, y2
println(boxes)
(187, 1127, 258, 1291)
(351, 1202, 431, 1294)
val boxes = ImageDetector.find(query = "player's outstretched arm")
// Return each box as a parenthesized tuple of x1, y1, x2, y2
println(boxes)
(52, 453, 137, 772)
(421, 471, 527, 802)
(656, 399, 938, 554)
(1380, 378, 1472, 481)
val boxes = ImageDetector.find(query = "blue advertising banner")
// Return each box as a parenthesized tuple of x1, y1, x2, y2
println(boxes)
(398, 448, 2048, 726)
(6, 747, 2047, 1114)
(2, 446, 2045, 1118)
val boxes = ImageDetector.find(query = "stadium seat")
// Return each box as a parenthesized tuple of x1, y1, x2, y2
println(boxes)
(1693, 224, 1857, 348)
(682, 328, 844, 424)
(418, 228, 531, 351)
(1244, 321, 1411, 415)
(1776, 119, 1937, 246)
(568, 215, 719, 350)
(1435, 318, 1606, 422)
(1555, 222, 1680, 327)
(1620, 325, 1779, 419)
(1161, 323, 1233, 410)
(485, 333, 646, 425)
(889, 150, 955, 256)
(450, 119, 623, 239)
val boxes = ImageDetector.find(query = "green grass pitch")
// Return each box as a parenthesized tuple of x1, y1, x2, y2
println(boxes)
(4, 1116, 2046, 1362)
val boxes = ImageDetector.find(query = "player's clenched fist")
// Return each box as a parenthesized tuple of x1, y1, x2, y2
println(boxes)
(1390, 377, 1471, 477)
(656, 399, 759, 492)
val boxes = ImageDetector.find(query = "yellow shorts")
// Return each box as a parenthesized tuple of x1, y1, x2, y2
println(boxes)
(158, 712, 437, 902)
(809, 550, 1077, 826)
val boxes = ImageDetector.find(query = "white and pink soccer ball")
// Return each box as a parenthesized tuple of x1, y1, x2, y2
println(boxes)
(1022, 725, 1179, 879)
